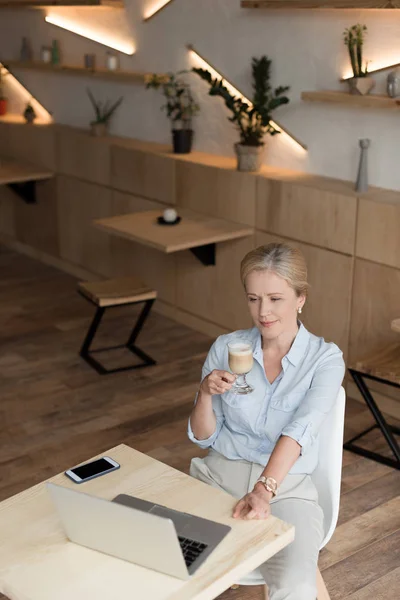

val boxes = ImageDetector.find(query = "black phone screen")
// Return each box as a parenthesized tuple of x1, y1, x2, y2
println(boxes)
(71, 458, 115, 480)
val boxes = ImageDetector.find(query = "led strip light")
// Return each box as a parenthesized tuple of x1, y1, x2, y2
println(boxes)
(187, 44, 307, 152)
(144, 0, 176, 21)
(45, 14, 135, 55)
(0, 63, 53, 123)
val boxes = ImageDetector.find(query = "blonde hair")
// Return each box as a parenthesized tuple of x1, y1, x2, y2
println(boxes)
(240, 242, 309, 297)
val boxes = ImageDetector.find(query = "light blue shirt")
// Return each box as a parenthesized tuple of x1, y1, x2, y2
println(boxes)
(188, 323, 345, 474)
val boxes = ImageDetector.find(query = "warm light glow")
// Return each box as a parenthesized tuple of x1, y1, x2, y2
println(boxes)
(188, 46, 307, 153)
(342, 59, 400, 80)
(144, 0, 174, 20)
(45, 15, 135, 55)
(0, 63, 53, 123)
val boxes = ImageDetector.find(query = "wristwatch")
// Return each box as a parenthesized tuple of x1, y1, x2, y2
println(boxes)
(255, 476, 279, 497)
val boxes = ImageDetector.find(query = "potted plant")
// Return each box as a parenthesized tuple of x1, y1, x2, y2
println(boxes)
(87, 88, 123, 137)
(145, 71, 199, 154)
(193, 56, 289, 172)
(343, 24, 375, 96)
(23, 101, 36, 124)
(0, 67, 8, 116)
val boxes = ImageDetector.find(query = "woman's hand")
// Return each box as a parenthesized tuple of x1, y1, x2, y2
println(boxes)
(200, 370, 236, 396)
(233, 484, 272, 520)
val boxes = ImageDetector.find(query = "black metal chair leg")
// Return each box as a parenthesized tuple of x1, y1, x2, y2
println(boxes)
(126, 299, 155, 347)
(345, 369, 400, 469)
(79, 301, 156, 375)
(80, 306, 105, 357)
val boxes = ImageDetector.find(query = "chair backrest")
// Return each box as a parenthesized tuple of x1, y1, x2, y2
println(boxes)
(311, 386, 346, 549)
(237, 386, 346, 586)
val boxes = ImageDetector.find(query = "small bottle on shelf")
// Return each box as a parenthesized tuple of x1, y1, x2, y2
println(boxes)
(51, 40, 61, 66)
(106, 51, 119, 71)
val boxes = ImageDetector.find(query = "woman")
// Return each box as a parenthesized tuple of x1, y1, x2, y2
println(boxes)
(188, 242, 345, 600)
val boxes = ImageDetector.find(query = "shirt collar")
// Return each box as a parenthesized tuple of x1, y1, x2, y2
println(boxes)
(285, 322, 310, 366)
(252, 321, 310, 367)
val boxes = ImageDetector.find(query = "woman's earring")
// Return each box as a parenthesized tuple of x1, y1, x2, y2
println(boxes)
(298, 307, 302, 314)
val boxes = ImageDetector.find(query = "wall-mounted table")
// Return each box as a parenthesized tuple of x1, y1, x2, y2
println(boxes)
(94, 209, 254, 266)
(0, 157, 53, 203)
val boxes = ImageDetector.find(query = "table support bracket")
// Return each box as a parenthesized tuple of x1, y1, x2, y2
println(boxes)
(190, 243, 216, 266)
(7, 180, 37, 204)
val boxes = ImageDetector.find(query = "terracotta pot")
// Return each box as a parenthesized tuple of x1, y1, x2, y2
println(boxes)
(348, 77, 375, 96)
(234, 143, 264, 172)
(0, 98, 7, 116)
(90, 122, 108, 137)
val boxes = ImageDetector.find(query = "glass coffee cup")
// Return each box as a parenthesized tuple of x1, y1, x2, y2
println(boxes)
(227, 340, 254, 395)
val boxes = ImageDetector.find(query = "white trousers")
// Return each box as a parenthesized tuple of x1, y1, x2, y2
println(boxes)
(190, 449, 324, 600)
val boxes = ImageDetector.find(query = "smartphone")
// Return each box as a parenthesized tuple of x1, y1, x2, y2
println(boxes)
(65, 456, 120, 484)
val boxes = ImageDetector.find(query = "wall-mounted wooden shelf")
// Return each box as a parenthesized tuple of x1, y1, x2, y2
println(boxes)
(241, 1, 400, 7)
(0, 1, 123, 7)
(3, 61, 150, 84)
(301, 90, 400, 110)
(0, 114, 51, 125)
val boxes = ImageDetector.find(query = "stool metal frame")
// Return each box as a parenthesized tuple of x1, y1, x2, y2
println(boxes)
(79, 292, 156, 375)
(345, 368, 400, 470)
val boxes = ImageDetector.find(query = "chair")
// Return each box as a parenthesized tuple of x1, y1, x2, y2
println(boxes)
(78, 276, 157, 375)
(235, 386, 346, 600)
(346, 344, 400, 469)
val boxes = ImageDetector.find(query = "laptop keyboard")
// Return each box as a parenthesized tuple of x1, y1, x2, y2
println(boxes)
(178, 536, 208, 568)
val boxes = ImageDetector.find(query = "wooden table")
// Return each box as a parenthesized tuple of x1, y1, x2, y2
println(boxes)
(94, 209, 254, 266)
(391, 318, 400, 334)
(0, 157, 53, 203)
(0, 444, 294, 600)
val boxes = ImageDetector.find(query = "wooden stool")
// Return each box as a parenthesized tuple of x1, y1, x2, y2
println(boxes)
(78, 276, 157, 375)
(347, 343, 400, 469)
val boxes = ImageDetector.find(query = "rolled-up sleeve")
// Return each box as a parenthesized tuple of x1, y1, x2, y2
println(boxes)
(281, 349, 345, 455)
(187, 337, 225, 449)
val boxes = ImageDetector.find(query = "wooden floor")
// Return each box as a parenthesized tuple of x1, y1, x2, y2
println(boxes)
(0, 245, 399, 600)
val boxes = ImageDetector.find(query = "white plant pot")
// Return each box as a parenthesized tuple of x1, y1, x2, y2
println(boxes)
(348, 77, 375, 96)
(234, 143, 264, 172)
(90, 122, 108, 137)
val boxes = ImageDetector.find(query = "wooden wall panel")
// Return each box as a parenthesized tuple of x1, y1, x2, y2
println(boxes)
(256, 178, 357, 255)
(111, 145, 175, 205)
(349, 258, 400, 362)
(7, 123, 56, 171)
(13, 178, 59, 257)
(57, 175, 112, 276)
(176, 236, 255, 331)
(175, 161, 256, 227)
(109, 236, 177, 305)
(57, 127, 111, 186)
(111, 190, 161, 217)
(356, 198, 400, 269)
(256, 232, 353, 357)
(0, 122, 11, 156)
(0, 186, 16, 237)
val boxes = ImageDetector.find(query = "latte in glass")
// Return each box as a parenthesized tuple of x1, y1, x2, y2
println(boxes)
(227, 340, 254, 395)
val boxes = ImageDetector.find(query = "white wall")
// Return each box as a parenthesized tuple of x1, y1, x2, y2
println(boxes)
(0, 1, 399, 189)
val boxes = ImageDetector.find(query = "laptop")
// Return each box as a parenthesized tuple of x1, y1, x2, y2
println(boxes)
(46, 483, 231, 580)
